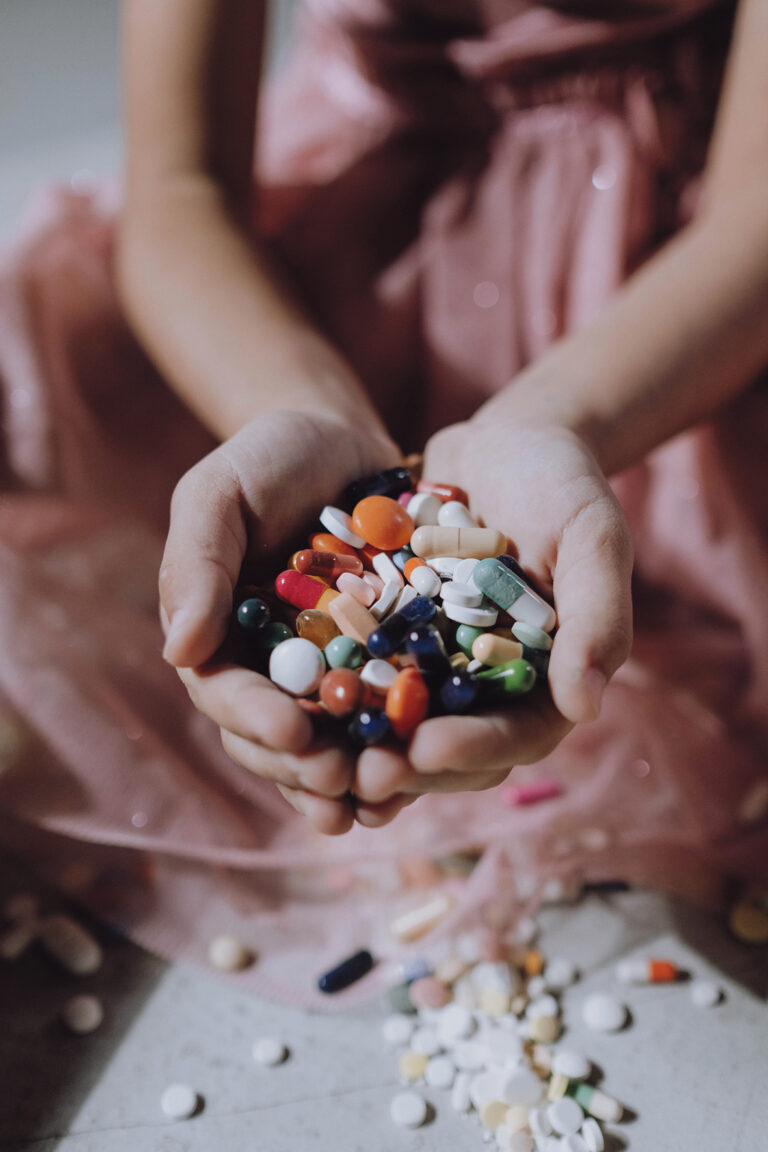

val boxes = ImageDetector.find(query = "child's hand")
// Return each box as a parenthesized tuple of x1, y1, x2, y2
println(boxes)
(159, 409, 402, 835)
(350, 418, 634, 825)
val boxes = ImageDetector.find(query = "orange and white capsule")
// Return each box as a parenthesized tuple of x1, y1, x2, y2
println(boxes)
(616, 958, 682, 984)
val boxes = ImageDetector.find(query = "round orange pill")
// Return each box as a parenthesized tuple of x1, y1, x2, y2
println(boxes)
(385, 667, 429, 739)
(352, 496, 413, 552)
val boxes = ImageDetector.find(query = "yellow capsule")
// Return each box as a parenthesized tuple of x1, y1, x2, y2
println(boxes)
(547, 1072, 570, 1101)
(399, 1051, 428, 1082)
(449, 651, 470, 671)
(471, 634, 524, 666)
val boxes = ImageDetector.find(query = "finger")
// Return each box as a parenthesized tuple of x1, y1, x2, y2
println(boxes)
(354, 793, 419, 828)
(549, 492, 634, 723)
(354, 746, 414, 804)
(275, 783, 355, 836)
(221, 730, 355, 796)
(160, 460, 247, 668)
(408, 695, 572, 774)
(176, 662, 313, 754)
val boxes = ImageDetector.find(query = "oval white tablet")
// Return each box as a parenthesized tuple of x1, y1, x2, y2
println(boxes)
(451, 1070, 473, 1112)
(425, 555, 461, 578)
(360, 659, 398, 692)
(443, 601, 498, 627)
(526, 994, 559, 1020)
(581, 1117, 605, 1152)
(501, 1068, 544, 1107)
(437, 501, 476, 528)
(62, 994, 103, 1034)
(552, 1051, 591, 1081)
(511, 621, 553, 651)
(372, 551, 404, 588)
(269, 638, 325, 697)
(410, 1026, 442, 1057)
(160, 1083, 199, 1120)
(252, 1037, 288, 1066)
(690, 979, 723, 1008)
(383, 1014, 415, 1046)
(319, 505, 366, 548)
(581, 993, 628, 1033)
(441, 581, 483, 608)
(547, 1096, 584, 1135)
(436, 1002, 476, 1044)
(390, 1089, 428, 1128)
(544, 957, 578, 990)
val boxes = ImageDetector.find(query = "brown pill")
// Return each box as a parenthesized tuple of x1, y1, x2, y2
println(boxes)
(296, 609, 341, 648)
(319, 669, 365, 717)
(295, 550, 363, 581)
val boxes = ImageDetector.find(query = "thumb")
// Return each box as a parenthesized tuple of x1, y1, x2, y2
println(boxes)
(159, 459, 247, 668)
(548, 492, 634, 723)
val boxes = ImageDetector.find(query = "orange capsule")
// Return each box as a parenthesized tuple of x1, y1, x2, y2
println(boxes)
(416, 481, 470, 505)
(404, 557, 428, 581)
(295, 549, 363, 580)
(524, 949, 544, 977)
(385, 667, 429, 739)
(352, 496, 414, 552)
(309, 532, 361, 561)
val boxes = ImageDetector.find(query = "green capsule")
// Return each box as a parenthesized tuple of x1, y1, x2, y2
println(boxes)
(257, 621, 293, 654)
(455, 624, 486, 659)
(324, 635, 365, 670)
(473, 557, 526, 611)
(477, 658, 536, 695)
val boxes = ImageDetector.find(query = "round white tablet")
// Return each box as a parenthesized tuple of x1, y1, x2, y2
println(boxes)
(552, 1050, 591, 1081)
(441, 581, 483, 608)
(160, 1083, 199, 1120)
(436, 1002, 476, 1043)
(547, 1096, 584, 1135)
(425, 1055, 455, 1089)
(207, 934, 254, 972)
(511, 621, 553, 650)
(383, 1014, 415, 1045)
(252, 1036, 288, 1066)
(318, 505, 366, 548)
(443, 600, 498, 627)
(360, 659, 398, 691)
(526, 994, 559, 1020)
(690, 979, 723, 1008)
(502, 1068, 544, 1107)
(411, 1026, 442, 1056)
(390, 1089, 428, 1128)
(452, 1039, 487, 1070)
(61, 994, 103, 1034)
(269, 638, 325, 697)
(581, 1117, 605, 1152)
(545, 957, 578, 990)
(581, 993, 628, 1033)
(453, 557, 480, 587)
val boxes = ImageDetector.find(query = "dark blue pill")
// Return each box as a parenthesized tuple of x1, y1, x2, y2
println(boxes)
(406, 626, 451, 687)
(367, 596, 436, 657)
(497, 554, 529, 582)
(318, 948, 375, 993)
(522, 643, 550, 679)
(392, 547, 414, 573)
(236, 597, 271, 632)
(348, 708, 392, 747)
(400, 595, 437, 626)
(441, 671, 481, 713)
(342, 467, 413, 509)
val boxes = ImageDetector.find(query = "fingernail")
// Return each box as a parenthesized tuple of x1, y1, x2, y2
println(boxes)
(162, 610, 191, 662)
(585, 668, 607, 719)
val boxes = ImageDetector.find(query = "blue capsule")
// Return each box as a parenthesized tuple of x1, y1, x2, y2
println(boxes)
(348, 708, 392, 747)
(441, 671, 481, 713)
(342, 467, 413, 509)
(392, 546, 414, 573)
(406, 626, 450, 686)
(497, 554, 529, 582)
(367, 596, 437, 658)
(236, 597, 271, 632)
(318, 948, 375, 993)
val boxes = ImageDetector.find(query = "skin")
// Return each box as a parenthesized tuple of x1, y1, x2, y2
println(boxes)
(118, 0, 768, 835)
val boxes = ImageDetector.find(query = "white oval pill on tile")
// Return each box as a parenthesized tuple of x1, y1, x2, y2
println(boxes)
(552, 1051, 591, 1080)
(691, 979, 723, 1008)
(526, 994, 559, 1020)
(438, 501, 476, 528)
(252, 1037, 288, 1065)
(451, 1070, 473, 1112)
(441, 581, 483, 608)
(560, 1135, 590, 1152)
(443, 601, 498, 627)
(581, 1117, 605, 1152)
(581, 993, 628, 1033)
(360, 659, 398, 692)
(410, 1026, 442, 1056)
(547, 1096, 584, 1135)
(207, 934, 254, 972)
(62, 994, 103, 1034)
(269, 638, 325, 696)
(390, 1089, 428, 1128)
(383, 1014, 415, 1045)
(436, 1002, 476, 1044)
(39, 915, 102, 976)
(425, 1055, 455, 1088)
(160, 1083, 200, 1120)
(318, 506, 366, 548)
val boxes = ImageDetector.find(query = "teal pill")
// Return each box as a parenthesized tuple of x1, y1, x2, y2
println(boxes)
(324, 635, 365, 670)
(511, 620, 553, 651)
(258, 621, 293, 654)
(455, 624, 486, 658)
(474, 557, 526, 612)
(388, 982, 417, 1015)
(478, 658, 536, 694)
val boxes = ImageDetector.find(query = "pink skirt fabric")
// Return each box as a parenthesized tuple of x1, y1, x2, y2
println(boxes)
(0, 0, 766, 1008)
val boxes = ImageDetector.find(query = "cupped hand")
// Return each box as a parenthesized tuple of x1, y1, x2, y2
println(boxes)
(351, 417, 634, 823)
(159, 408, 402, 835)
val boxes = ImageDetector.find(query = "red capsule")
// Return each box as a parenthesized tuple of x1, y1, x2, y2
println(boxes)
(274, 570, 337, 612)
(416, 480, 470, 505)
(295, 550, 363, 580)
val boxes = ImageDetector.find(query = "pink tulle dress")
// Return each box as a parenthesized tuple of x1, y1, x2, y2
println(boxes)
(0, 0, 766, 1007)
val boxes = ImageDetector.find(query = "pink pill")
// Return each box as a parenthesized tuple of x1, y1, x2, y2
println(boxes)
(503, 779, 562, 807)
(409, 976, 451, 1009)
(362, 572, 385, 596)
(398, 492, 413, 509)
(336, 572, 376, 607)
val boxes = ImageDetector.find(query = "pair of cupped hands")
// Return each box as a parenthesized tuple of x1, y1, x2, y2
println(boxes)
(160, 409, 633, 835)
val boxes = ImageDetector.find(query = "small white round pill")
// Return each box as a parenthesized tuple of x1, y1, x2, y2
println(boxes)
(411, 1026, 442, 1056)
(443, 600, 499, 627)
(441, 581, 483, 608)
(438, 501, 476, 528)
(383, 1014, 415, 1045)
(207, 934, 254, 972)
(526, 994, 559, 1020)
(690, 979, 723, 1008)
(360, 658, 398, 691)
(269, 638, 325, 697)
(160, 1083, 200, 1120)
(410, 566, 442, 598)
(252, 1037, 288, 1066)
(551, 1051, 591, 1081)
(544, 957, 578, 990)
(501, 1068, 544, 1107)
(4, 892, 39, 921)
(437, 1002, 476, 1043)
(61, 994, 103, 1034)
(390, 1089, 428, 1128)
(453, 557, 480, 587)
(547, 1096, 584, 1135)
(528, 1106, 553, 1139)
(581, 993, 628, 1033)
(580, 1117, 605, 1152)
(526, 975, 547, 998)
(318, 506, 365, 548)
(425, 1054, 455, 1089)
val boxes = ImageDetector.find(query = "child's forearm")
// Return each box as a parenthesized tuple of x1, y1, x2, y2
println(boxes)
(472, 171, 768, 477)
(117, 183, 389, 442)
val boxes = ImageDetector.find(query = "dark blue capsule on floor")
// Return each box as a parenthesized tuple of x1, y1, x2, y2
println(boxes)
(348, 708, 392, 747)
(342, 466, 413, 509)
(441, 670, 481, 713)
(236, 597, 271, 632)
(367, 595, 437, 657)
(318, 948, 375, 993)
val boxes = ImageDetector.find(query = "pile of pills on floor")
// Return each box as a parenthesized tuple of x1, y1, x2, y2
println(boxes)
(232, 467, 557, 746)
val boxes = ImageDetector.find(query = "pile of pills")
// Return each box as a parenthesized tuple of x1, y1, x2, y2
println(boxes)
(232, 467, 557, 746)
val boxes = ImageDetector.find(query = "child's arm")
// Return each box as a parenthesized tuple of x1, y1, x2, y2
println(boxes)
(352, 0, 768, 816)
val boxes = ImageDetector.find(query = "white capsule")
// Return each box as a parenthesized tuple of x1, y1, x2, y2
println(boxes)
(425, 1054, 456, 1088)
(425, 555, 461, 578)
(451, 1069, 473, 1112)
(383, 1013, 416, 1045)
(390, 893, 453, 942)
(39, 915, 102, 976)
(0, 919, 38, 961)
(390, 1089, 428, 1128)
(269, 638, 325, 697)
(360, 659, 398, 692)
(547, 1097, 584, 1135)
(410, 565, 442, 598)
(438, 501, 477, 528)
(407, 492, 442, 527)
(441, 581, 483, 608)
(690, 979, 723, 1008)
(319, 505, 366, 548)
(61, 995, 104, 1034)
(252, 1036, 288, 1066)
(581, 993, 628, 1033)
(467, 658, 484, 673)
(372, 551, 404, 588)
(160, 1083, 200, 1120)
(443, 601, 499, 627)
(551, 1051, 591, 1081)
(580, 1117, 605, 1152)
(207, 934, 254, 972)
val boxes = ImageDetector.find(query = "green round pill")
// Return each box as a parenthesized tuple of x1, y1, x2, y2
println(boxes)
(455, 624, 486, 658)
(324, 635, 365, 670)
(258, 621, 293, 654)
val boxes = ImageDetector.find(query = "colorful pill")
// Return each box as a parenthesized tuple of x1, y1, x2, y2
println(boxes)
(257, 621, 294, 655)
(477, 659, 537, 694)
(296, 609, 340, 648)
(454, 623, 486, 658)
(404, 557, 427, 581)
(360, 658, 399, 693)
(410, 526, 507, 560)
(309, 531, 361, 560)
(336, 572, 376, 607)
(361, 572, 385, 596)
(407, 563, 441, 598)
(473, 558, 556, 632)
(503, 780, 562, 807)
(236, 597, 270, 632)
(342, 466, 413, 508)
(324, 635, 365, 669)
(440, 671, 480, 713)
(275, 570, 335, 612)
(319, 505, 366, 548)
(295, 549, 363, 580)
(406, 626, 451, 687)
(367, 596, 437, 658)
(471, 634, 523, 666)
(386, 667, 429, 738)
(397, 492, 413, 509)
(319, 669, 366, 717)
(615, 958, 683, 984)
(328, 591, 379, 645)
(416, 481, 469, 505)
(348, 707, 392, 746)
(38, 915, 103, 976)
(521, 643, 550, 678)
(352, 496, 414, 551)
(318, 948, 375, 993)
(392, 546, 414, 572)
(497, 554, 530, 581)
(566, 1082, 623, 1123)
